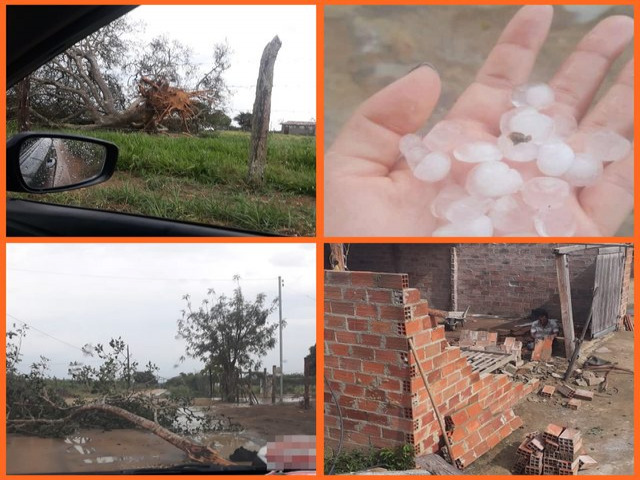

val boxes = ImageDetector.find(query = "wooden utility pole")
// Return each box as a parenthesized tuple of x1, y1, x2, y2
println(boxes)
(555, 253, 576, 358)
(248, 35, 282, 184)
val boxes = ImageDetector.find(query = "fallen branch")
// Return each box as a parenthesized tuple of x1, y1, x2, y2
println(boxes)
(8, 403, 234, 465)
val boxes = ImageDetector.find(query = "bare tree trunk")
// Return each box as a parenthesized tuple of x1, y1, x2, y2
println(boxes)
(330, 244, 346, 271)
(16, 76, 30, 132)
(8, 404, 234, 466)
(247, 36, 282, 184)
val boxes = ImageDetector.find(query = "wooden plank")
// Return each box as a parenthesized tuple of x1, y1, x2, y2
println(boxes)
(555, 253, 575, 358)
(483, 354, 515, 374)
(553, 244, 628, 254)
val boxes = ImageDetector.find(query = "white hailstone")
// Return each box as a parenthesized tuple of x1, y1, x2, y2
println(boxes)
(430, 183, 467, 219)
(508, 108, 554, 142)
(403, 145, 429, 169)
(512, 83, 555, 110)
(585, 130, 631, 163)
(432, 215, 494, 237)
(453, 141, 502, 163)
(399, 134, 423, 155)
(563, 154, 603, 187)
(443, 196, 493, 223)
(423, 120, 467, 152)
(536, 140, 575, 176)
(488, 195, 535, 233)
(412, 152, 451, 182)
(534, 207, 577, 237)
(465, 161, 524, 198)
(521, 177, 571, 210)
(497, 134, 538, 162)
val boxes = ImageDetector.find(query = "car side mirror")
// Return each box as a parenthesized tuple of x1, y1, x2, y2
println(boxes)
(7, 132, 118, 193)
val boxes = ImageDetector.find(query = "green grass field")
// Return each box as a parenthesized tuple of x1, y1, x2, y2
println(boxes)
(11, 129, 316, 235)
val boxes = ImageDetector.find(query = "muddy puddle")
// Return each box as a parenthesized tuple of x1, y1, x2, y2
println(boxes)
(7, 425, 264, 474)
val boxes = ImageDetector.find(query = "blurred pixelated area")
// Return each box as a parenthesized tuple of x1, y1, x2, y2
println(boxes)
(266, 435, 316, 471)
(324, 5, 633, 236)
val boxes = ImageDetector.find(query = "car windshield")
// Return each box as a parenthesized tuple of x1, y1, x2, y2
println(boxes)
(6, 5, 316, 236)
(6, 243, 316, 474)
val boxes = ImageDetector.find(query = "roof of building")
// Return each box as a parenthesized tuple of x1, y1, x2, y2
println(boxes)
(282, 121, 316, 126)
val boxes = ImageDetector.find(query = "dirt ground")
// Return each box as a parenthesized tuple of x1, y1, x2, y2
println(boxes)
(324, 5, 634, 235)
(465, 331, 634, 475)
(6, 401, 315, 474)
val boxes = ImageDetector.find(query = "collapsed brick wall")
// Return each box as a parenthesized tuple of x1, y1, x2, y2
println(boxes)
(325, 270, 538, 468)
(326, 244, 609, 326)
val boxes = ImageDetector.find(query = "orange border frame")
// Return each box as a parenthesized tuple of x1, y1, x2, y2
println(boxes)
(2, 0, 638, 479)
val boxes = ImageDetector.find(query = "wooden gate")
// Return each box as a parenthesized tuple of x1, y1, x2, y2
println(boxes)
(591, 246, 626, 338)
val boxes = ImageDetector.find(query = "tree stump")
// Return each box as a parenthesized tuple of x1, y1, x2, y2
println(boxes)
(248, 36, 282, 184)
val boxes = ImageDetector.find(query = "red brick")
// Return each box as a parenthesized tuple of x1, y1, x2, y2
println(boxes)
(344, 384, 365, 397)
(336, 331, 358, 344)
(329, 343, 350, 356)
(352, 346, 374, 360)
(325, 329, 336, 342)
(368, 289, 392, 304)
(325, 315, 346, 328)
(339, 357, 362, 372)
(375, 349, 400, 363)
(371, 321, 397, 334)
(385, 336, 408, 351)
(363, 361, 386, 375)
(403, 288, 421, 305)
(325, 270, 350, 285)
(377, 273, 407, 289)
(347, 318, 369, 331)
(379, 378, 401, 392)
(431, 327, 445, 341)
(379, 305, 404, 320)
(325, 286, 342, 299)
(405, 319, 422, 335)
(350, 272, 376, 286)
(333, 369, 354, 383)
(381, 427, 406, 441)
(330, 301, 355, 315)
(343, 288, 367, 301)
(413, 329, 433, 346)
(361, 334, 383, 347)
(358, 399, 381, 413)
(355, 304, 377, 318)
(366, 388, 387, 402)
(360, 424, 382, 437)
(355, 372, 376, 386)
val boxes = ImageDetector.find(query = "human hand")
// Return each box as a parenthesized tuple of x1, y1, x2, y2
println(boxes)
(324, 6, 633, 237)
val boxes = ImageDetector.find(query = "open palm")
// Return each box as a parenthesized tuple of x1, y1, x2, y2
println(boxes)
(325, 6, 633, 237)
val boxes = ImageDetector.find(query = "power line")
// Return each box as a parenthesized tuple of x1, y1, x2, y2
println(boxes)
(7, 268, 277, 283)
(6, 313, 87, 353)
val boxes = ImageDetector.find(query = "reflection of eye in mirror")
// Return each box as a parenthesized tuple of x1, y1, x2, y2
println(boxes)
(19, 137, 107, 190)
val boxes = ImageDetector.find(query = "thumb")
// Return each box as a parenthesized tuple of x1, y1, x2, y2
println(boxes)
(328, 64, 441, 174)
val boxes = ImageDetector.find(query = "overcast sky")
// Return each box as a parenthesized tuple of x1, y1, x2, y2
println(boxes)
(125, 5, 316, 128)
(6, 243, 316, 380)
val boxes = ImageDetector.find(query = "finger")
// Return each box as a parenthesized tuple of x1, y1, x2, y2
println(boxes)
(579, 148, 634, 235)
(549, 15, 634, 122)
(328, 65, 441, 174)
(579, 59, 634, 137)
(447, 5, 553, 132)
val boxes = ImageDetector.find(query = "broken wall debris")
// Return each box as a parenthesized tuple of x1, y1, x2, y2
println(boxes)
(325, 270, 538, 468)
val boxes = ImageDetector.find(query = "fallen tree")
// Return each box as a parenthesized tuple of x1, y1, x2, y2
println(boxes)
(8, 403, 233, 465)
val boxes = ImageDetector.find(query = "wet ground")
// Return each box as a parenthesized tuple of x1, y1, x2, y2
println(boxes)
(6, 401, 315, 474)
(465, 331, 634, 475)
(324, 5, 634, 235)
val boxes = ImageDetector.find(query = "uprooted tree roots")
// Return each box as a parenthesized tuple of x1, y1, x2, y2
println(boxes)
(137, 77, 211, 133)
(8, 403, 234, 466)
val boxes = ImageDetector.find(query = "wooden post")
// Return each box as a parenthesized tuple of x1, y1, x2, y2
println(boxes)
(450, 246, 458, 311)
(262, 367, 267, 398)
(248, 36, 282, 184)
(271, 365, 276, 404)
(555, 253, 576, 358)
(303, 356, 310, 410)
(329, 243, 346, 271)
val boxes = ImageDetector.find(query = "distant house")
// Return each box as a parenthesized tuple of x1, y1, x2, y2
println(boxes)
(281, 121, 315, 136)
